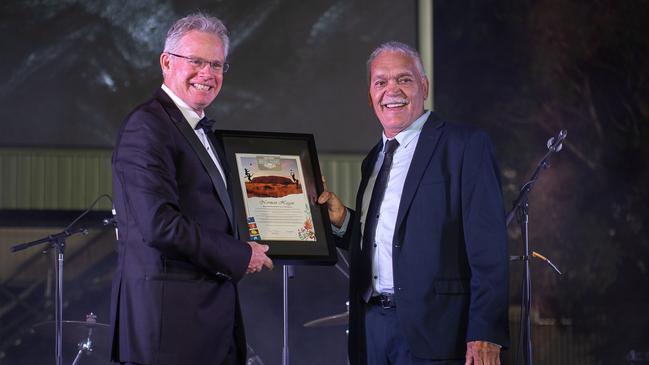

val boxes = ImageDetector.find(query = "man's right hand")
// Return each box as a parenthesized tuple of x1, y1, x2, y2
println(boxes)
(246, 242, 273, 274)
(317, 176, 347, 228)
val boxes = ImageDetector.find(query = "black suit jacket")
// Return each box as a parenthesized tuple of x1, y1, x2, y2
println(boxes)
(109, 89, 251, 365)
(338, 113, 509, 364)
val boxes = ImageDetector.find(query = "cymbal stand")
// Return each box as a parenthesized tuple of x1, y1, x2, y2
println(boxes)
(71, 313, 98, 365)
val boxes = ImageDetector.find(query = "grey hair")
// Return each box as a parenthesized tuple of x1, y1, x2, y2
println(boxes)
(164, 12, 230, 58)
(366, 41, 426, 82)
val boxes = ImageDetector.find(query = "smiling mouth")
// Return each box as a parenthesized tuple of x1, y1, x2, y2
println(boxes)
(192, 83, 213, 91)
(381, 99, 409, 109)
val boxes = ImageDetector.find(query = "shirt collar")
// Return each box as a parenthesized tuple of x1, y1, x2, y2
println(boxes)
(161, 84, 204, 129)
(382, 110, 431, 149)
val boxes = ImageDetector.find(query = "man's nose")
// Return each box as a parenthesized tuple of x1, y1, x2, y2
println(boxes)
(386, 81, 403, 94)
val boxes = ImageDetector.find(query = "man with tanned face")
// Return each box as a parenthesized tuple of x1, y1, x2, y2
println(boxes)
(319, 41, 509, 365)
(109, 13, 272, 365)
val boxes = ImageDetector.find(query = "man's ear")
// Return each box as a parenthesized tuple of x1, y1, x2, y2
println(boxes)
(422, 77, 430, 100)
(160, 52, 171, 77)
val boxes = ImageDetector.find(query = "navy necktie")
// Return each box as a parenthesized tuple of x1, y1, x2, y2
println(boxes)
(360, 138, 400, 301)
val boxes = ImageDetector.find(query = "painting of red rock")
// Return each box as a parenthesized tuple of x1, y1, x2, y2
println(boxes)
(244, 176, 303, 198)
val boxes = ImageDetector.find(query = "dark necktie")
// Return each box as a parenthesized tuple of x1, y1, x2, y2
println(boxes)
(360, 138, 400, 302)
(195, 117, 235, 233)
(195, 117, 225, 170)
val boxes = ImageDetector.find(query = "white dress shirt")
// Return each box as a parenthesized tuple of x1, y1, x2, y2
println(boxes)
(363, 111, 430, 294)
(332, 111, 431, 294)
(160, 84, 227, 187)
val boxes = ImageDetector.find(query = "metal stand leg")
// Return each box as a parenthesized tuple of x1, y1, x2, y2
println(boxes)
(282, 266, 289, 365)
(282, 265, 294, 365)
(522, 205, 533, 365)
(55, 243, 65, 365)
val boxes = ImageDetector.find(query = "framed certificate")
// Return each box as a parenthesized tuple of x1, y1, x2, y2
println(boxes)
(215, 130, 337, 265)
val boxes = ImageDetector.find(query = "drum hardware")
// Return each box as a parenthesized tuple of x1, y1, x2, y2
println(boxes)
(304, 301, 349, 327)
(10, 194, 114, 365)
(32, 312, 110, 365)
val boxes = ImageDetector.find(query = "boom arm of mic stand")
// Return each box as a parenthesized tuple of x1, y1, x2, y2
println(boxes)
(506, 148, 555, 226)
(9, 214, 116, 253)
(9, 228, 86, 253)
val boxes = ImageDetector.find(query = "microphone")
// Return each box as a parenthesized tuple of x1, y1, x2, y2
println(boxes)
(546, 129, 567, 152)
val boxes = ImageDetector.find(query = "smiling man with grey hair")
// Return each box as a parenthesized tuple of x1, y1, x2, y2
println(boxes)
(320, 41, 509, 365)
(109, 13, 272, 365)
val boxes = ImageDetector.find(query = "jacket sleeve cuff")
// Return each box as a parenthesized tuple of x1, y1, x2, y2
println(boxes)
(331, 208, 351, 237)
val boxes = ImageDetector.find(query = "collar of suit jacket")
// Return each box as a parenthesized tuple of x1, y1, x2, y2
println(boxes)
(161, 84, 204, 128)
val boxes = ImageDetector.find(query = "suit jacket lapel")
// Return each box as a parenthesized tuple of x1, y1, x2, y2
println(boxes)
(394, 113, 445, 233)
(357, 143, 382, 208)
(208, 132, 240, 239)
(155, 90, 235, 231)
(355, 141, 382, 250)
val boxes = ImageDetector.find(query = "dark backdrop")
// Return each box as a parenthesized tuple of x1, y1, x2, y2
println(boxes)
(0, 0, 416, 152)
(435, 0, 649, 363)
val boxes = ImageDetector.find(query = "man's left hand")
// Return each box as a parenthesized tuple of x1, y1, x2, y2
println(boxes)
(465, 341, 500, 365)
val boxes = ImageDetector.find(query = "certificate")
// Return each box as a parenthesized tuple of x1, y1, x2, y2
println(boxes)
(235, 153, 316, 242)
(215, 130, 336, 265)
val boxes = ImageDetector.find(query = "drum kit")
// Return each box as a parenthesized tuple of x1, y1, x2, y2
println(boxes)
(24, 290, 349, 364)
(29, 313, 272, 365)
(26, 298, 350, 365)
(19, 239, 350, 365)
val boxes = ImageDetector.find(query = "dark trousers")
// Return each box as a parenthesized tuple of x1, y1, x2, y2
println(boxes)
(364, 304, 464, 365)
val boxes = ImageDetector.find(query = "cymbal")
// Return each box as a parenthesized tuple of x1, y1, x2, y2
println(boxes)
(304, 311, 348, 327)
(31, 320, 111, 346)
(33, 320, 110, 329)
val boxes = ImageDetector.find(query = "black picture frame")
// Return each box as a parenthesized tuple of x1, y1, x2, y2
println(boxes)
(214, 130, 337, 266)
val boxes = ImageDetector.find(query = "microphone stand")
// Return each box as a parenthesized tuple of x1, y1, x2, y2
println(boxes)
(11, 229, 83, 365)
(8, 195, 113, 365)
(506, 130, 566, 365)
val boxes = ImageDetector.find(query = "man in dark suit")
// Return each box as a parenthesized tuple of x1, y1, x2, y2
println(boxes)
(110, 13, 273, 365)
(319, 41, 509, 365)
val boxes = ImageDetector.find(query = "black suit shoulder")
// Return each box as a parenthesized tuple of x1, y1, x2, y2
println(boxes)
(432, 115, 492, 142)
(122, 93, 172, 127)
(429, 116, 500, 170)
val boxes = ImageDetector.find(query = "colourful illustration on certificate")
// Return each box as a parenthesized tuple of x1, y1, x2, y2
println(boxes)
(235, 153, 316, 242)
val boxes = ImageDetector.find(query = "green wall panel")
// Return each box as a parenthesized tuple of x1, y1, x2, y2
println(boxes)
(0, 149, 113, 210)
(0, 149, 363, 211)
